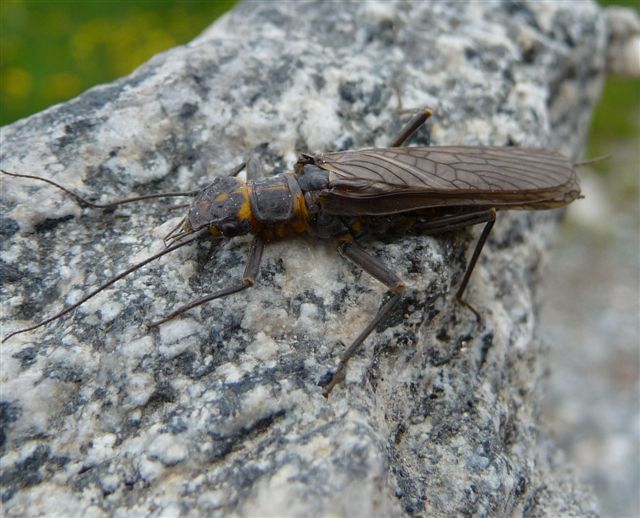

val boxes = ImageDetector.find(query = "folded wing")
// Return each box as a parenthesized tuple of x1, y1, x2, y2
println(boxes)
(315, 146, 580, 215)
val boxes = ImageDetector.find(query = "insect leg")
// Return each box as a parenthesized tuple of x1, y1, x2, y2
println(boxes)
(414, 208, 497, 321)
(454, 209, 496, 321)
(412, 208, 496, 235)
(146, 236, 265, 328)
(245, 156, 265, 180)
(0, 169, 199, 209)
(389, 108, 433, 147)
(227, 161, 248, 177)
(322, 240, 405, 397)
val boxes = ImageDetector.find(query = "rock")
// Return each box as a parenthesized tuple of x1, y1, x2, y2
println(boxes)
(0, 1, 606, 515)
(604, 6, 640, 77)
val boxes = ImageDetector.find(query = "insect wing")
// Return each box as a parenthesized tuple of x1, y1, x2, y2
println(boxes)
(316, 146, 580, 216)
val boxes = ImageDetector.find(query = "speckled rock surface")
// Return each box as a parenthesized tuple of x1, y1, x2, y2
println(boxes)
(1, 1, 606, 516)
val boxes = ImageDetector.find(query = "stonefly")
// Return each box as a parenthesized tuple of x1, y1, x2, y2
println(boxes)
(1, 110, 586, 396)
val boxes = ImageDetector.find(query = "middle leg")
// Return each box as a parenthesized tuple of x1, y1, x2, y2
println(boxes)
(323, 239, 406, 397)
(389, 108, 433, 147)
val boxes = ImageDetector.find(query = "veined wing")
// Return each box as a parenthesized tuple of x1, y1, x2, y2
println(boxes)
(315, 146, 581, 215)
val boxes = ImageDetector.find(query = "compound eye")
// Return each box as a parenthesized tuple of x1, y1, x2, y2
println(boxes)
(219, 222, 239, 237)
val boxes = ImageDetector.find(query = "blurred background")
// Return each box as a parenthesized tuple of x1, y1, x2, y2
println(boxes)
(0, 0, 638, 516)
(0, 0, 236, 125)
(539, 2, 639, 517)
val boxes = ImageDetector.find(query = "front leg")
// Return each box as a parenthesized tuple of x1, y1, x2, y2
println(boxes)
(322, 239, 405, 397)
(146, 236, 265, 328)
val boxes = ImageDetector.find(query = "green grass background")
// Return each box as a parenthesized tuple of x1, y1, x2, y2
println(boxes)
(0, 0, 236, 125)
(0, 0, 637, 170)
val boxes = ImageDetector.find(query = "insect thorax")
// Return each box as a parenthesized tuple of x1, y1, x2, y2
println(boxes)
(184, 164, 375, 241)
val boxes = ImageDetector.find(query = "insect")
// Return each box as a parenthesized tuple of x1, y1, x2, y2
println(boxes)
(1, 109, 584, 396)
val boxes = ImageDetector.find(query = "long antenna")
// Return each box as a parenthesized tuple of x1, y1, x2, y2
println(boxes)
(2, 232, 204, 342)
(1, 169, 198, 208)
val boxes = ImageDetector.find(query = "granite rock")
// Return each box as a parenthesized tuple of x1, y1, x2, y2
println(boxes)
(1, 1, 606, 516)
(604, 6, 640, 76)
